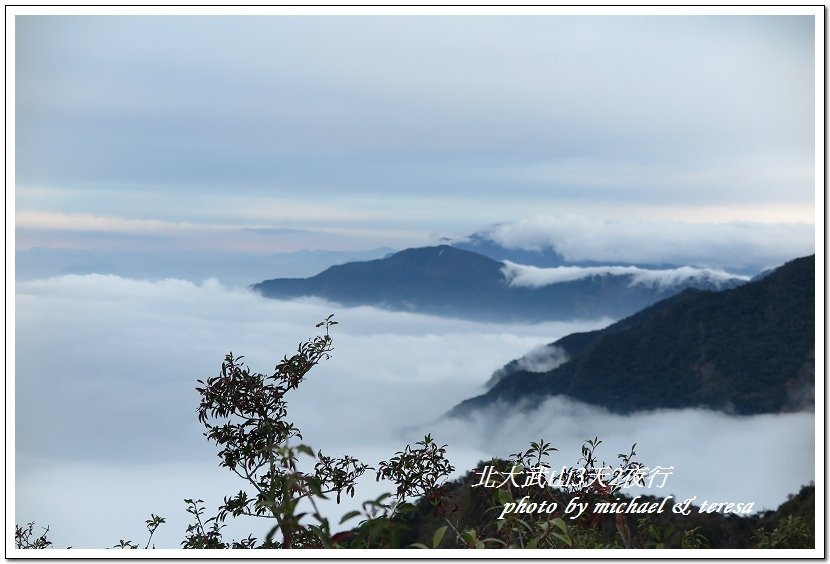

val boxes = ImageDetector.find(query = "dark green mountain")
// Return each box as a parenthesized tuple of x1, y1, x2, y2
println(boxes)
(450, 255, 815, 416)
(253, 245, 745, 322)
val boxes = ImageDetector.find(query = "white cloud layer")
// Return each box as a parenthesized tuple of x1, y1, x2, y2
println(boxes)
(485, 344, 570, 388)
(13, 274, 816, 549)
(434, 397, 815, 516)
(479, 215, 815, 272)
(516, 344, 569, 374)
(502, 261, 749, 290)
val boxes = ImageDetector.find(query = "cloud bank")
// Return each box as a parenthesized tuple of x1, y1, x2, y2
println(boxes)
(502, 261, 749, 290)
(485, 344, 569, 389)
(434, 397, 815, 515)
(515, 344, 569, 374)
(477, 215, 814, 273)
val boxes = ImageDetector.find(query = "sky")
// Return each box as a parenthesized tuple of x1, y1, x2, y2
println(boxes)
(9, 7, 822, 553)
(13, 10, 818, 264)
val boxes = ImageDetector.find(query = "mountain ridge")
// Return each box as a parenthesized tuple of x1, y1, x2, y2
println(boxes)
(449, 255, 815, 417)
(253, 245, 747, 323)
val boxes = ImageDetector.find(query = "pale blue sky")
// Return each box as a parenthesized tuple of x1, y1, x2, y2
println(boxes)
(15, 13, 817, 257)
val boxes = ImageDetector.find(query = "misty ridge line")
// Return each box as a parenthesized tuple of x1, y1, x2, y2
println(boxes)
(500, 261, 749, 290)
(451, 254, 815, 420)
(252, 245, 756, 326)
(485, 344, 570, 389)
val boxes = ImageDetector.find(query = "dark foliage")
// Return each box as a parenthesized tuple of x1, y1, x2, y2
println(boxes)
(393, 465, 815, 550)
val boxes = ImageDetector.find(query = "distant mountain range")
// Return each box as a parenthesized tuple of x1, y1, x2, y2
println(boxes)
(449, 255, 815, 417)
(253, 245, 747, 322)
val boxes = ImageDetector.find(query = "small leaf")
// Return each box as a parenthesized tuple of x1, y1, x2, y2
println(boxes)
(495, 489, 513, 505)
(396, 502, 416, 514)
(552, 532, 573, 546)
(339, 510, 362, 524)
(460, 530, 477, 547)
(552, 517, 569, 535)
(296, 445, 315, 457)
(432, 525, 448, 549)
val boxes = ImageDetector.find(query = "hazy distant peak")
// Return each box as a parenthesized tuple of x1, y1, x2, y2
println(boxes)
(254, 244, 750, 323)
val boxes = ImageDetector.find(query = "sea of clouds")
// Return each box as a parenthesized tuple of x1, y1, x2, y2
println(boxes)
(13, 274, 815, 549)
